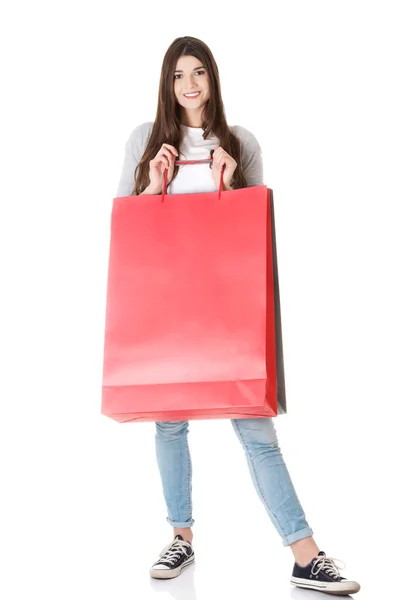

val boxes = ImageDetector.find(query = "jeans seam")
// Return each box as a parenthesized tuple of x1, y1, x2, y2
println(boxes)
(232, 419, 289, 540)
(184, 429, 192, 523)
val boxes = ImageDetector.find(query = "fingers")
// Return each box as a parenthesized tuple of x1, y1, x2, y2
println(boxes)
(151, 144, 179, 171)
(212, 146, 237, 173)
(212, 146, 228, 171)
(212, 146, 224, 166)
(150, 153, 170, 171)
(161, 143, 179, 157)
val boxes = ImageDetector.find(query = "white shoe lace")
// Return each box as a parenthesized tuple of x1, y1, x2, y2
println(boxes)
(312, 555, 346, 579)
(157, 539, 192, 566)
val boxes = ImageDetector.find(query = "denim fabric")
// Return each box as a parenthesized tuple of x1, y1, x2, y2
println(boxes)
(155, 418, 313, 546)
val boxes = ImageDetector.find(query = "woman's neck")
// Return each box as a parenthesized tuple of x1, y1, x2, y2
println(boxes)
(180, 109, 203, 128)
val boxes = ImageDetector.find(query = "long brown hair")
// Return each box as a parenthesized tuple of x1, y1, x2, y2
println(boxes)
(133, 36, 248, 195)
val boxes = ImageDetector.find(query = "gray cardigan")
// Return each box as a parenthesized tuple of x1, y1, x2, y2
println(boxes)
(116, 121, 264, 197)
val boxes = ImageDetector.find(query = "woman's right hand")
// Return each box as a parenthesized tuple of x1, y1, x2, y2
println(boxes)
(147, 143, 179, 194)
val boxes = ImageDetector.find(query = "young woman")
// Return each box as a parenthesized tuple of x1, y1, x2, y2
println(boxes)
(116, 36, 360, 596)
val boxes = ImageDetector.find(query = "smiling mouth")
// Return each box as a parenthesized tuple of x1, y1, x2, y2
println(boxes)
(184, 92, 200, 98)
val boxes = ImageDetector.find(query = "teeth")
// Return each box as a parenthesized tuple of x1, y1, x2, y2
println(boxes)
(185, 92, 200, 97)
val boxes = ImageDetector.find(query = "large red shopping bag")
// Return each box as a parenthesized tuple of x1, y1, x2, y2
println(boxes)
(101, 160, 286, 422)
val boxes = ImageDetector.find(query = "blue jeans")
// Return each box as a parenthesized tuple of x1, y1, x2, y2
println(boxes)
(155, 418, 313, 547)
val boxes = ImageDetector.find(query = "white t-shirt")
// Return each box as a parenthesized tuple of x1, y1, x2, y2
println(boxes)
(168, 124, 219, 195)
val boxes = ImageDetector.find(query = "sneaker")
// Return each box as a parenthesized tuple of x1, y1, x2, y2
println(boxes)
(149, 534, 195, 579)
(290, 551, 361, 595)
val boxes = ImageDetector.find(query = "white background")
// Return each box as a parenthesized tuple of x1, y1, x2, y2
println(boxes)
(1, 1, 399, 599)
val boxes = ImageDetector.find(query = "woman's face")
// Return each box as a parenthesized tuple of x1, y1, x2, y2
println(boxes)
(173, 55, 210, 118)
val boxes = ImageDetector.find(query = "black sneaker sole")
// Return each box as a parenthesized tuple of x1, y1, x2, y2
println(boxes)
(150, 554, 195, 579)
(291, 576, 360, 595)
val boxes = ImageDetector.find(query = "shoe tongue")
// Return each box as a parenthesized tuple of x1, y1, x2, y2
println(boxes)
(312, 551, 326, 563)
(175, 534, 184, 541)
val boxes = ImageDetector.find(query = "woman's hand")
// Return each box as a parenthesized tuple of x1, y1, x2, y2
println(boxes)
(147, 143, 179, 194)
(211, 146, 237, 191)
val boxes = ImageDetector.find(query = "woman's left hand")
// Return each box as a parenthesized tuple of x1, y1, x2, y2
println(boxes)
(211, 146, 237, 191)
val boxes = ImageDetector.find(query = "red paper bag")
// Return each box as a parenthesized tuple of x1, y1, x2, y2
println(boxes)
(102, 163, 286, 423)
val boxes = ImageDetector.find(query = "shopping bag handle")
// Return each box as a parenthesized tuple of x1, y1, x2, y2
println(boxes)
(161, 158, 225, 203)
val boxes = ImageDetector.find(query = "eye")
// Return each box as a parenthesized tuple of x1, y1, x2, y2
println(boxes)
(174, 70, 205, 80)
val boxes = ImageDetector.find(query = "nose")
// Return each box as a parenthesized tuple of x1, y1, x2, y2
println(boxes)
(184, 75, 199, 89)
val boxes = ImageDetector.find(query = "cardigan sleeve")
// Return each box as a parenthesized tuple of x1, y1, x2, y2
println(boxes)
(233, 125, 264, 187)
(115, 122, 153, 197)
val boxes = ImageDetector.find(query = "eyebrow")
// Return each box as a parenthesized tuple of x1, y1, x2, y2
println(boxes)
(174, 65, 206, 73)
